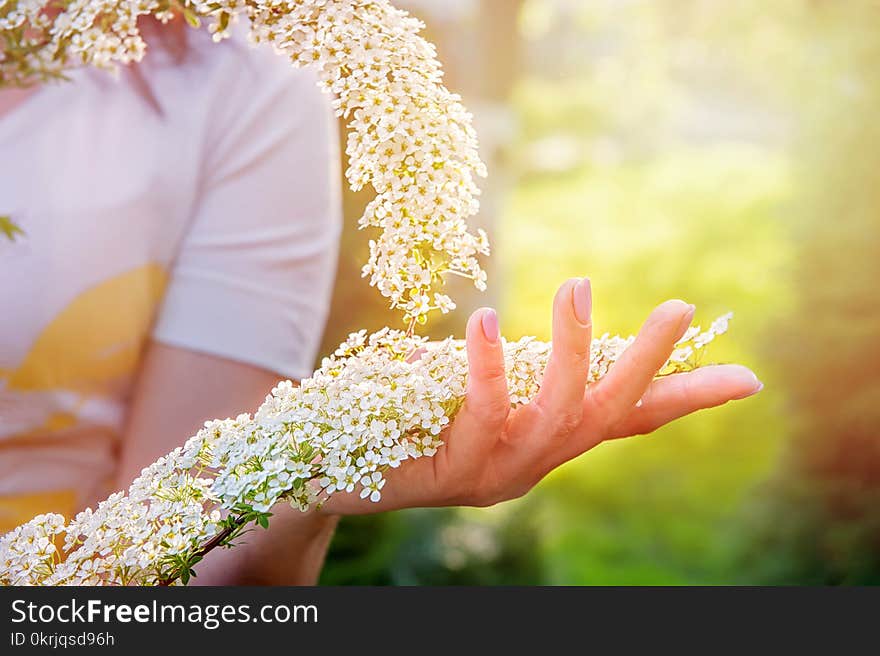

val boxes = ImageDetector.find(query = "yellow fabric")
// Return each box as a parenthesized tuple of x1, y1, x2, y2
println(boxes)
(0, 489, 77, 535)
(3, 263, 168, 394)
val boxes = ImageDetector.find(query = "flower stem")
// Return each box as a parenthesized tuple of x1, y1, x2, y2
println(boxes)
(157, 520, 242, 586)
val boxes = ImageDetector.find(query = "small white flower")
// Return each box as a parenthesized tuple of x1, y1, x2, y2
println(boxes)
(710, 312, 734, 336)
(359, 472, 387, 503)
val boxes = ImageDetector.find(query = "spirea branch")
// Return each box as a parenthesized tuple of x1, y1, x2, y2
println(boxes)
(1, 321, 732, 586)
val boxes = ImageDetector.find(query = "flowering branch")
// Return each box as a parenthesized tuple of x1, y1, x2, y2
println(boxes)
(1, 319, 732, 586)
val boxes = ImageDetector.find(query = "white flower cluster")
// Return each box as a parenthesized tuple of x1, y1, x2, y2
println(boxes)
(248, 0, 490, 324)
(0, 514, 65, 586)
(1, 321, 732, 586)
(666, 311, 733, 372)
(1, 0, 488, 324)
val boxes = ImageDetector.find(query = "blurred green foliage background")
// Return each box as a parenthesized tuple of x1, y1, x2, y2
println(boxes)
(317, 0, 880, 585)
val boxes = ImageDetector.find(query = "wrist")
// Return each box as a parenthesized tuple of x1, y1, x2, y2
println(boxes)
(299, 506, 340, 536)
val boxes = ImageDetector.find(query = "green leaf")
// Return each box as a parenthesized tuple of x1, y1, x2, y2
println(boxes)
(0, 215, 24, 242)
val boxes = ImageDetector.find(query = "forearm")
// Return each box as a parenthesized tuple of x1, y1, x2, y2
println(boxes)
(188, 506, 339, 586)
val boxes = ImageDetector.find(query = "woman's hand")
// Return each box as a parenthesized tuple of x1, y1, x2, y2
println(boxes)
(321, 277, 762, 515)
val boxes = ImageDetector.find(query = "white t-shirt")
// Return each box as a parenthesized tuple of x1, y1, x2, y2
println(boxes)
(0, 30, 342, 532)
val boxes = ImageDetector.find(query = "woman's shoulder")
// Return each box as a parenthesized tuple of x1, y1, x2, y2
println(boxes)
(144, 23, 320, 107)
(66, 22, 323, 127)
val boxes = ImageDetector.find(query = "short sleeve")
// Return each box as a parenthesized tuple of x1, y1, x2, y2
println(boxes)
(152, 48, 342, 380)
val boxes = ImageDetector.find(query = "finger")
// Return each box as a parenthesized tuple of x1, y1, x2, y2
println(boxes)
(446, 308, 510, 461)
(535, 278, 593, 426)
(588, 299, 694, 424)
(406, 346, 427, 363)
(606, 365, 763, 439)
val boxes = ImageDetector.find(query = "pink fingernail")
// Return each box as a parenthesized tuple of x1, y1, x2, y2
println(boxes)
(678, 304, 696, 334)
(573, 278, 592, 326)
(482, 309, 499, 343)
(733, 381, 764, 400)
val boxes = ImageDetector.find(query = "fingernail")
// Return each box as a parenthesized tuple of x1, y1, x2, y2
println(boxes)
(573, 278, 592, 326)
(678, 303, 696, 334)
(481, 309, 499, 344)
(733, 381, 764, 400)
